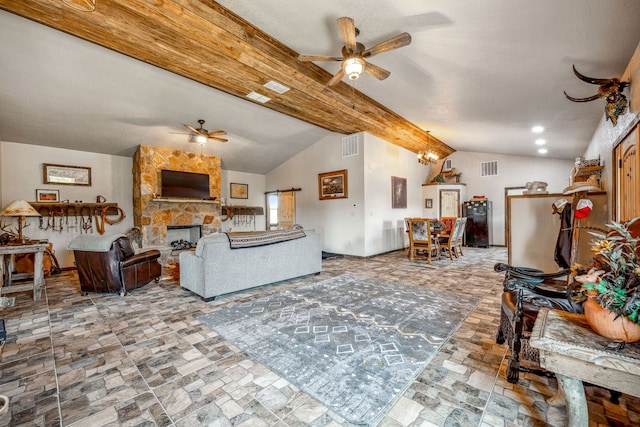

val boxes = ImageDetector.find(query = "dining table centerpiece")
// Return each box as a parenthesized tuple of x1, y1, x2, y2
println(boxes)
(574, 218, 640, 343)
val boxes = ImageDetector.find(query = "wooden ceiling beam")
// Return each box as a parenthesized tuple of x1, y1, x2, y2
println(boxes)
(0, 0, 454, 158)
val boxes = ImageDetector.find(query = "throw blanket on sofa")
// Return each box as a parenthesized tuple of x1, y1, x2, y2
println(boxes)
(225, 229, 306, 249)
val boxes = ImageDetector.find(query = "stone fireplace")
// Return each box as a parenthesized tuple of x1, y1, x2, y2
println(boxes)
(132, 145, 222, 257)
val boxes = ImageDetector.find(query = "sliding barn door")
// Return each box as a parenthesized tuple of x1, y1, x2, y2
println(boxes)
(266, 191, 296, 230)
(277, 191, 296, 229)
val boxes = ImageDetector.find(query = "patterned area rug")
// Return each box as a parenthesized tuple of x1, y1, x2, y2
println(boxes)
(198, 274, 480, 425)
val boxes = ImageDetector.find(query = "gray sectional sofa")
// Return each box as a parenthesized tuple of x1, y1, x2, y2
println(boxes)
(179, 229, 322, 300)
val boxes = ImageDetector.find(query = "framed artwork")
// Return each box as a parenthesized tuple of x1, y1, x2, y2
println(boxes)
(425, 198, 433, 209)
(230, 182, 248, 199)
(318, 169, 348, 200)
(392, 176, 407, 209)
(36, 189, 60, 202)
(43, 163, 91, 186)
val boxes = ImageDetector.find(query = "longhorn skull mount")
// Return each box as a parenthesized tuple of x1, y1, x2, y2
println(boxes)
(564, 65, 630, 126)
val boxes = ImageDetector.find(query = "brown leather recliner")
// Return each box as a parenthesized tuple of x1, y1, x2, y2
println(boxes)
(69, 235, 161, 296)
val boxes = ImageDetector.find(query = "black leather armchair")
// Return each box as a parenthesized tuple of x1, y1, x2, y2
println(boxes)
(70, 235, 161, 296)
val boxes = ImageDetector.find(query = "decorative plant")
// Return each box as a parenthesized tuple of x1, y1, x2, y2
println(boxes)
(574, 218, 640, 323)
(430, 218, 446, 230)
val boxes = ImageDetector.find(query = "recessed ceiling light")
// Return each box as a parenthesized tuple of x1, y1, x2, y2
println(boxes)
(538, 148, 548, 154)
(532, 125, 544, 133)
(535, 139, 546, 145)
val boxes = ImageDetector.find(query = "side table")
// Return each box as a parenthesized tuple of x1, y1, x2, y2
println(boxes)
(0, 242, 48, 301)
(530, 308, 640, 427)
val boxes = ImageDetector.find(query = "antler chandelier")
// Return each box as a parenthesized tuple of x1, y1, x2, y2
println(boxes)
(417, 131, 439, 165)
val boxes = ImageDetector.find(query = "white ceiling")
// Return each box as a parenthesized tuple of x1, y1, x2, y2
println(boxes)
(1, 1, 640, 174)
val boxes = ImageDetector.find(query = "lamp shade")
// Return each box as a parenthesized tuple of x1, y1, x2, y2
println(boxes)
(0, 200, 41, 217)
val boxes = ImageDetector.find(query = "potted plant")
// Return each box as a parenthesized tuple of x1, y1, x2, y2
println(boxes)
(574, 217, 640, 342)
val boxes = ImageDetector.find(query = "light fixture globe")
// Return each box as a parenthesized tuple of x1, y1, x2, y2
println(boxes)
(343, 57, 365, 80)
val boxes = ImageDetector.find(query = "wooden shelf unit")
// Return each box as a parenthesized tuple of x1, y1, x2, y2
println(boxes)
(572, 165, 603, 182)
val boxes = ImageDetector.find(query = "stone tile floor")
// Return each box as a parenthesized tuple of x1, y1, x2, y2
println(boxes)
(1, 246, 639, 426)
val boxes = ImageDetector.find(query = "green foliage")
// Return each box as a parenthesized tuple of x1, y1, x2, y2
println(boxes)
(576, 218, 640, 323)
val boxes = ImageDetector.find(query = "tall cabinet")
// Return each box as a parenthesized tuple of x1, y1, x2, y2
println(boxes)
(463, 199, 492, 247)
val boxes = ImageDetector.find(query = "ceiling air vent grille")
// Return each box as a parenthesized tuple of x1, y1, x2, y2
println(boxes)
(246, 91, 271, 103)
(480, 160, 499, 177)
(263, 80, 290, 94)
(342, 134, 360, 157)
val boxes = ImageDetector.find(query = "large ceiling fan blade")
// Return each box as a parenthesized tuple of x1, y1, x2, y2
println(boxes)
(207, 130, 227, 137)
(364, 62, 391, 80)
(184, 124, 200, 134)
(298, 54, 344, 62)
(337, 17, 357, 53)
(327, 68, 346, 86)
(208, 136, 228, 143)
(363, 32, 412, 58)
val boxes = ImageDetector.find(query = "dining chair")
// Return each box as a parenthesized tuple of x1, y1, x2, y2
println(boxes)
(453, 217, 467, 257)
(407, 218, 440, 263)
(440, 218, 462, 260)
(440, 216, 456, 233)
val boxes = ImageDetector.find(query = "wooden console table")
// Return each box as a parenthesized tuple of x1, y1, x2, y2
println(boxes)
(530, 308, 640, 426)
(0, 242, 48, 301)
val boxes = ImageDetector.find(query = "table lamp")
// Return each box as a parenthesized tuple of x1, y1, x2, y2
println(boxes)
(0, 200, 41, 243)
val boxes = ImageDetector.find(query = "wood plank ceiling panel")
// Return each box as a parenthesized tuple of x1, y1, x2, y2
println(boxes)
(0, 0, 455, 159)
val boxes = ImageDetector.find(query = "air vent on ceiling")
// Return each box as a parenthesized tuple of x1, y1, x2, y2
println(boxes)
(443, 158, 453, 171)
(480, 160, 499, 177)
(342, 134, 360, 157)
(246, 91, 271, 103)
(263, 80, 290, 94)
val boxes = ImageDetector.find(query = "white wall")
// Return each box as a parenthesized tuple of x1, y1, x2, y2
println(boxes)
(267, 132, 430, 257)
(438, 151, 574, 246)
(362, 133, 427, 256)
(220, 170, 266, 232)
(267, 132, 363, 255)
(1, 141, 133, 268)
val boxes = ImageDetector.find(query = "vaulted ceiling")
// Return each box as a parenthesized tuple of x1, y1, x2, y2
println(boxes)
(1, 1, 640, 173)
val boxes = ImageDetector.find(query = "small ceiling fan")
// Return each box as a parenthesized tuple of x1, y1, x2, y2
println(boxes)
(298, 17, 411, 86)
(183, 119, 228, 144)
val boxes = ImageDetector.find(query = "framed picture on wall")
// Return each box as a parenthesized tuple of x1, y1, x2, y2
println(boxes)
(43, 163, 91, 186)
(318, 169, 348, 200)
(230, 182, 248, 199)
(392, 176, 407, 209)
(36, 189, 60, 202)
(425, 198, 433, 209)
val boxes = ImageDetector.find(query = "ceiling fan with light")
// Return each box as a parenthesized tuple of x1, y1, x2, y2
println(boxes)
(183, 119, 228, 144)
(298, 17, 411, 86)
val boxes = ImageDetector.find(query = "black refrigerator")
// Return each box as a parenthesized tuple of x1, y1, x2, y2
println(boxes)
(463, 199, 492, 248)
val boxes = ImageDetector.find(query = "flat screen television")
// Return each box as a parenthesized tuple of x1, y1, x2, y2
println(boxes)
(160, 169, 211, 200)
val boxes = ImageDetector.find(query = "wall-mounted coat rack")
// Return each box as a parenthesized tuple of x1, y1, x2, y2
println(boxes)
(221, 206, 264, 227)
(28, 202, 124, 234)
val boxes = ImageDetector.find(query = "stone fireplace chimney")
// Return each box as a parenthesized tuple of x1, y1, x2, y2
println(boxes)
(132, 145, 222, 250)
